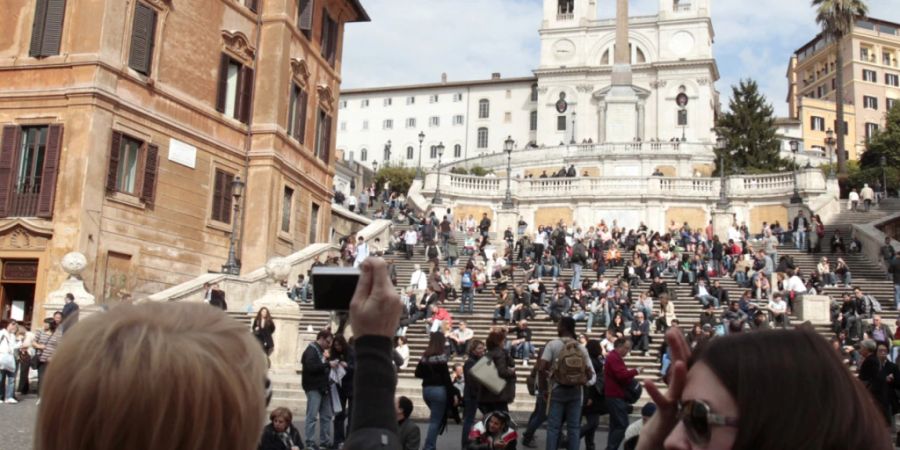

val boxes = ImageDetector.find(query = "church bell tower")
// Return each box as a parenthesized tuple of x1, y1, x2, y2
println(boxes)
(542, 0, 597, 28)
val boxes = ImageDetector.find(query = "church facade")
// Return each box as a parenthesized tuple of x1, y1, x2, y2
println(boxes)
(337, 0, 720, 174)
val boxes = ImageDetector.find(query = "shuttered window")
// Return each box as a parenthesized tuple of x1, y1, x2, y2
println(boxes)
(314, 108, 332, 163)
(320, 11, 338, 66)
(288, 83, 308, 143)
(29, 0, 67, 57)
(0, 124, 63, 218)
(128, 3, 157, 76)
(106, 131, 159, 205)
(298, 0, 314, 39)
(216, 54, 255, 124)
(210, 169, 234, 223)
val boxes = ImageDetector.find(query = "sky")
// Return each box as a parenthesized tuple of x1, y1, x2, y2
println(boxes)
(340, 0, 898, 116)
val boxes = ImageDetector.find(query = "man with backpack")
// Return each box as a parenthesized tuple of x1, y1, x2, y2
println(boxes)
(537, 317, 595, 450)
(605, 338, 641, 450)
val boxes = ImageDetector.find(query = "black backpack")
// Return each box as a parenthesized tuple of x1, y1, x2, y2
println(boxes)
(427, 246, 438, 258)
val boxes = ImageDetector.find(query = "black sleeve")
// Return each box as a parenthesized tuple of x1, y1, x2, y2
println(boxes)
(301, 346, 328, 376)
(346, 335, 401, 450)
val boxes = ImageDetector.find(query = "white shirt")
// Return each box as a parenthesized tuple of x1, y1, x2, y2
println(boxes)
(404, 230, 418, 245)
(348, 195, 357, 206)
(768, 299, 787, 313)
(849, 191, 860, 202)
(0, 330, 20, 355)
(410, 270, 428, 290)
(786, 275, 807, 293)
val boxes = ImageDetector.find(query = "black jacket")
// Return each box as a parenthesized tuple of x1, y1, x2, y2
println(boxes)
(252, 318, 276, 353)
(345, 336, 401, 450)
(257, 423, 304, 450)
(301, 342, 330, 392)
(475, 348, 516, 404)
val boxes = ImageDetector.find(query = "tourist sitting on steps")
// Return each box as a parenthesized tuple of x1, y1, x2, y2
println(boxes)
(258, 407, 304, 450)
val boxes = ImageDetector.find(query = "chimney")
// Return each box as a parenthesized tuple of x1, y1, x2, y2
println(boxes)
(491, 72, 501, 80)
(441, 72, 447, 83)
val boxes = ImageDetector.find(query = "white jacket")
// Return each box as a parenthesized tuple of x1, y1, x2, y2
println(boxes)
(0, 330, 21, 355)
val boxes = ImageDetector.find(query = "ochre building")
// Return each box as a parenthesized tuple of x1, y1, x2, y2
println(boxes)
(0, 0, 368, 324)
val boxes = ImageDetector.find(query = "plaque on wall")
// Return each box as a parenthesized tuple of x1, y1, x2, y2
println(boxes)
(3, 261, 38, 280)
(676, 93, 689, 108)
(555, 92, 568, 114)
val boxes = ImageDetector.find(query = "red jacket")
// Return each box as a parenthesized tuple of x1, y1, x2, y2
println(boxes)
(604, 350, 638, 399)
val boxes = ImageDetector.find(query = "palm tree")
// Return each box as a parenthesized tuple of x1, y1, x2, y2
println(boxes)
(812, 0, 868, 176)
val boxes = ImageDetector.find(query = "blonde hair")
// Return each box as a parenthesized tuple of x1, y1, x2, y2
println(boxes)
(35, 302, 268, 450)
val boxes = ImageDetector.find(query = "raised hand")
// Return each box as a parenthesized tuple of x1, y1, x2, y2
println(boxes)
(636, 327, 692, 450)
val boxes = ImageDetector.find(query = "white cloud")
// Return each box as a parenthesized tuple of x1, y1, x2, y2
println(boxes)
(341, 0, 899, 116)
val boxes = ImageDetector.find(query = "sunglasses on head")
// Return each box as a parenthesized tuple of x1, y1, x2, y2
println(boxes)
(678, 399, 738, 445)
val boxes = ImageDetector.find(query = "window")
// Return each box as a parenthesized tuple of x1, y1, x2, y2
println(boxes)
(884, 51, 895, 66)
(863, 69, 877, 82)
(677, 109, 688, 126)
(320, 11, 339, 66)
(429, 116, 440, 127)
(454, 144, 462, 158)
(361, 99, 369, 108)
(531, 83, 538, 102)
(864, 95, 879, 110)
(888, 98, 897, 111)
(429, 94, 439, 103)
(210, 169, 235, 223)
(383, 98, 392, 106)
(478, 99, 490, 118)
(314, 108, 332, 162)
(339, 100, 347, 109)
(29, 0, 67, 57)
(430, 145, 438, 158)
(530, 111, 537, 131)
(360, 148, 367, 161)
(106, 131, 159, 204)
(557, 115, 567, 131)
(406, 146, 414, 160)
(453, 115, 464, 126)
(245, 0, 259, 12)
(861, 47, 871, 61)
(406, 118, 416, 128)
(298, 0, 314, 39)
(865, 122, 879, 141)
(362, 120, 368, 130)
(128, 3, 158, 75)
(216, 54, 254, 123)
(383, 119, 393, 130)
(504, 112, 512, 123)
(281, 186, 294, 233)
(477, 127, 488, 148)
(816, 86, 824, 98)
(288, 84, 308, 143)
(810, 116, 825, 131)
(886, 73, 899, 87)
(339, 121, 346, 131)
(406, 96, 415, 105)
(0, 124, 63, 218)
(453, 93, 463, 102)
(309, 202, 320, 243)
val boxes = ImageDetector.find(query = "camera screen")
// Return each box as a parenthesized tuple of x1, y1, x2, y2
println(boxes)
(310, 266, 360, 311)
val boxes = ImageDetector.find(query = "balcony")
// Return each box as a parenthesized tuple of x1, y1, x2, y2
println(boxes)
(674, 3, 692, 12)
(556, 12, 574, 21)
(9, 189, 39, 217)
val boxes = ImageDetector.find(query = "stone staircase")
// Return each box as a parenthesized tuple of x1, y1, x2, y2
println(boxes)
(227, 201, 900, 421)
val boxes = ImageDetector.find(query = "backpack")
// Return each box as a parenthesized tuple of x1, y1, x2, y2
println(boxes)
(461, 272, 473, 288)
(427, 246, 438, 258)
(865, 295, 883, 314)
(551, 338, 589, 386)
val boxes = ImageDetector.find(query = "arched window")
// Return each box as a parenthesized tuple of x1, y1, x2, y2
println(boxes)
(360, 148, 367, 161)
(530, 111, 538, 131)
(477, 128, 489, 148)
(454, 144, 462, 158)
(406, 146, 414, 159)
(530, 83, 538, 102)
(430, 145, 438, 158)
(478, 99, 490, 118)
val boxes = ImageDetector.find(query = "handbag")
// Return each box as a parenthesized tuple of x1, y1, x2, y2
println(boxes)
(624, 379, 643, 404)
(469, 356, 506, 395)
(0, 352, 14, 372)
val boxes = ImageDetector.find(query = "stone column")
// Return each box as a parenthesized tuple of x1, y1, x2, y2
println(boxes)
(251, 257, 303, 374)
(711, 207, 733, 241)
(496, 209, 520, 256)
(44, 252, 99, 318)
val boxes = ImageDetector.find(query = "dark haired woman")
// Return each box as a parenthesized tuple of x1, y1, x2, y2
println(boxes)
(329, 335, 355, 448)
(476, 329, 517, 414)
(636, 327, 891, 450)
(415, 333, 455, 450)
(252, 307, 275, 356)
(580, 339, 607, 450)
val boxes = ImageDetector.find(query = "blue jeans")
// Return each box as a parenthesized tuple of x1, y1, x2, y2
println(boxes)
(795, 230, 806, 250)
(895, 284, 900, 310)
(605, 397, 630, 450)
(515, 341, 535, 359)
(537, 265, 559, 279)
(304, 389, 333, 448)
(1, 367, 15, 401)
(423, 385, 447, 450)
(546, 386, 583, 450)
(587, 310, 610, 333)
(571, 263, 583, 289)
(697, 294, 719, 308)
(461, 396, 478, 448)
(460, 288, 474, 313)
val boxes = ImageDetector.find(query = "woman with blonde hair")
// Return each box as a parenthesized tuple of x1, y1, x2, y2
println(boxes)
(35, 302, 268, 450)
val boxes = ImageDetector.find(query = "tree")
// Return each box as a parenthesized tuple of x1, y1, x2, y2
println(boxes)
(813, 0, 869, 176)
(374, 166, 415, 197)
(714, 79, 792, 175)
(856, 101, 900, 194)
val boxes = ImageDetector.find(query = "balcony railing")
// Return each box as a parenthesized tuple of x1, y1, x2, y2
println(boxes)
(557, 13, 574, 21)
(10, 191, 39, 217)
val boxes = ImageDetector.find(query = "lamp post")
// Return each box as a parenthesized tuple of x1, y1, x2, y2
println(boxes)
(433, 142, 445, 205)
(222, 176, 246, 275)
(373, 160, 378, 176)
(502, 136, 515, 209)
(824, 128, 836, 179)
(715, 135, 729, 208)
(570, 112, 577, 144)
(790, 141, 803, 204)
(416, 131, 425, 180)
(881, 156, 888, 199)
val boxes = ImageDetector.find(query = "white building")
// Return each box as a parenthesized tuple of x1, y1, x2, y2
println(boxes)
(337, 0, 720, 174)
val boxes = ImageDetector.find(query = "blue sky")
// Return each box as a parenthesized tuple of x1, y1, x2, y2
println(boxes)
(341, 0, 897, 116)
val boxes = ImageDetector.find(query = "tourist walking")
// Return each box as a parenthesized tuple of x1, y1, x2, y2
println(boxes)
(301, 329, 336, 450)
(539, 317, 594, 450)
(330, 335, 356, 448)
(252, 307, 276, 359)
(861, 183, 876, 212)
(889, 248, 900, 310)
(604, 338, 640, 450)
(793, 211, 809, 251)
(32, 312, 62, 401)
(0, 320, 21, 403)
(476, 329, 517, 413)
(461, 340, 486, 447)
(415, 332, 455, 450)
(580, 339, 607, 450)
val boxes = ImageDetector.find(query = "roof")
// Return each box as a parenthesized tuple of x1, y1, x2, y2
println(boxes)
(340, 76, 538, 95)
(347, 0, 370, 23)
(794, 16, 900, 55)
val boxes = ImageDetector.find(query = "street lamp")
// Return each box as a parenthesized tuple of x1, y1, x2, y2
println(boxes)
(716, 135, 729, 208)
(416, 131, 425, 180)
(881, 156, 888, 199)
(790, 150, 803, 205)
(824, 128, 836, 179)
(433, 142, 445, 205)
(502, 136, 515, 209)
(373, 160, 378, 174)
(570, 111, 577, 144)
(222, 176, 246, 275)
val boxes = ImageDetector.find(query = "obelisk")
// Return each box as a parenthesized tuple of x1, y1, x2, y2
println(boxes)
(611, 0, 633, 86)
(603, 0, 643, 143)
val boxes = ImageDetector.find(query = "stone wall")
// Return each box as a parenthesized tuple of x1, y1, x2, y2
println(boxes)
(665, 207, 707, 230)
(749, 204, 789, 230)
